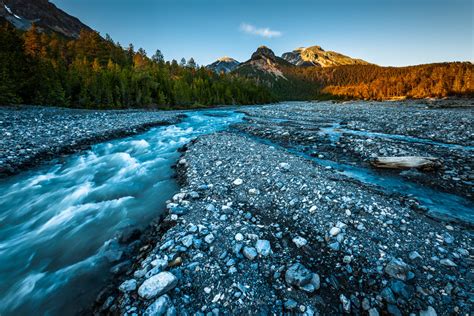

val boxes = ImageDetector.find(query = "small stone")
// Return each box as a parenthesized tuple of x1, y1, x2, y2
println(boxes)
(242, 246, 258, 260)
(285, 263, 313, 288)
(362, 298, 370, 311)
(340, 294, 351, 312)
(255, 239, 271, 256)
(329, 227, 341, 236)
(368, 308, 379, 316)
(408, 251, 422, 261)
(235, 233, 244, 241)
(119, 279, 137, 293)
(292, 236, 308, 248)
(443, 232, 454, 244)
(343, 256, 352, 264)
(284, 299, 297, 310)
(204, 287, 212, 294)
(380, 287, 396, 304)
(328, 241, 340, 251)
(143, 294, 173, 316)
(204, 234, 215, 244)
(384, 258, 410, 281)
(420, 306, 437, 316)
(279, 162, 290, 170)
(233, 178, 243, 186)
(309, 205, 317, 213)
(248, 188, 259, 195)
(440, 258, 457, 267)
(138, 272, 178, 299)
(181, 235, 194, 248)
(387, 304, 402, 316)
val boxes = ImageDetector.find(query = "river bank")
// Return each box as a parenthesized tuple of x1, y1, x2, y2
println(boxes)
(0, 101, 472, 315)
(98, 101, 473, 315)
(0, 106, 186, 177)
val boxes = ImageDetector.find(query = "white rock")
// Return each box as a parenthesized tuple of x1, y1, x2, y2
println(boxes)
(309, 205, 317, 213)
(248, 188, 260, 195)
(233, 178, 243, 186)
(329, 227, 341, 236)
(138, 272, 178, 299)
(235, 233, 244, 241)
(119, 279, 137, 293)
(440, 258, 457, 267)
(255, 239, 271, 256)
(204, 233, 215, 244)
(143, 294, 173, 316)
(292, 236, 308, 248)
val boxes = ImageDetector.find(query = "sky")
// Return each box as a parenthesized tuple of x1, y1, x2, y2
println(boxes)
(51, 0, 473, 66)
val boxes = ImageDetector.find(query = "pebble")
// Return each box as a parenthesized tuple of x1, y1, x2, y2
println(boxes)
(255, 240, 271, 256)
(143, 294, 174, 316)
(292, 236, 308, 248)
(119, 279, 137, 293)
(329, 227, 341, 236)
(420, 306, 437, 316)
(138, 272, 178, 299)
(204, 234, 215, 244)
(242, 246, 258, 260)
(384, 258, 410, 281)
(233, 178, 243, 186)
(234, 233, 244, 241)
(439, 258, 457, 267)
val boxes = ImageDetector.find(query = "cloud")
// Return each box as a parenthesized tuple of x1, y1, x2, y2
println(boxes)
(239, 23, 282, 38)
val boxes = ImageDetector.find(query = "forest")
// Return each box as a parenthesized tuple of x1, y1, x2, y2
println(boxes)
(0, 22, 276, 108)
(0, 21, 472, 108)
(282, 62, 473, 100)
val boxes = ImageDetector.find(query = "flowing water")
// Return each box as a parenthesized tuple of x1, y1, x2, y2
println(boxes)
(0, 110, 243, 316)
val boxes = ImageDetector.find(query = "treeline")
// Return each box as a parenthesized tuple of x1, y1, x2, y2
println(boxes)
(284, 63, 473, 100)
(0, 22, 275, 108)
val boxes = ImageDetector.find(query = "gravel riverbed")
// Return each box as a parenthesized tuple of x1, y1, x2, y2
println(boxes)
(0, 106, 183, 176)
(1, 101, 473, 315)
(97, 101, 473, 316)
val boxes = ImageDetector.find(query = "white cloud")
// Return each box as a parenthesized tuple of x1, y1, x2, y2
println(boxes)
(239, 23, 282, 38)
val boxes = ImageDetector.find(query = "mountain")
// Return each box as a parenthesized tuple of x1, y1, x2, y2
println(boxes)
(282, 45, 370, 67)
(234, 46, 294, 79)
(206, 56, 240, 74)
(0, 0, 91, 38)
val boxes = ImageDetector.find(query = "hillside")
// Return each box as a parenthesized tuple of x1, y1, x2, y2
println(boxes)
(0, 0, 91, 38)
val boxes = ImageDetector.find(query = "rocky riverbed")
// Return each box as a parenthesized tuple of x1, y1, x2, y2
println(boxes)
(96, 101, 473, 315)
(0, 106, 183, 176)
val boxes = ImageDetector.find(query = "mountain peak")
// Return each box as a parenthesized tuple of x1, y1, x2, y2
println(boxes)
(217, 56, 237, 62)
(206, 56, 240, 74)
(251, 46, 276, 61)
(0, 0, 92, 38)
(282, 45, 369, 67)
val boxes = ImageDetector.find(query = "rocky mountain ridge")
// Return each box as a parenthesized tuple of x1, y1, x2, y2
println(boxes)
(206, 56, 240, 74)
(0, 0, 91, 38)
(282, 45, 370, 67)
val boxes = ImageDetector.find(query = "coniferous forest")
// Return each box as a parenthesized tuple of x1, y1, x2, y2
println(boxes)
(0, 21, 472, 109)
(285, 63, 473, 100)
(0, 23, 276, 108)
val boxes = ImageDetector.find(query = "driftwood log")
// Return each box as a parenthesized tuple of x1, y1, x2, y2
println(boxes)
(371, 156, 441, 171)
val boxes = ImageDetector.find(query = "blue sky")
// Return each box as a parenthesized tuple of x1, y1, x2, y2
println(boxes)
(51, 0, 473, 66)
